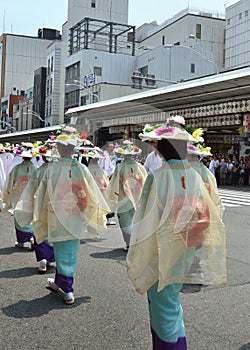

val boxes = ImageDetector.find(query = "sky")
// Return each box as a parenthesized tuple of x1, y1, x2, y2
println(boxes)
(0, 0, 238, 36)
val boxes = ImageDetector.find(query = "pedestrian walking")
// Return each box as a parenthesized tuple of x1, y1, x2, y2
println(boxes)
(2, 143, 36, 249)
(98, 141, 118, 225)
(15, 139, 59, 273)
(16, 126, 110, 304)
(127, 116, 226, 350)
(187, 143, 224, 216)
(143, 140, 162, 173)
(106, 140, 147, 250)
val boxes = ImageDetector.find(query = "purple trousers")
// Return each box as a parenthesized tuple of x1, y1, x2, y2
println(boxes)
(34, 239, 55, 263)
(15, 227, 34, 244)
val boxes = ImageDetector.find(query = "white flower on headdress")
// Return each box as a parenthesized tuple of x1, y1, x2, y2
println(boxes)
(123, 140, 133, 145)
(171, 115, 185, 125)
(64, 126, 77, 133)
(22, 142, 34, 148)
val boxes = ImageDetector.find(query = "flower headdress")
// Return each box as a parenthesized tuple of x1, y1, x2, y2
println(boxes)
(114, 140, 142, 156)
(4, 142, 15, 152)
(139, 116, 196, 142)
(81, 147, 107, 159)
(187, 143, 212, 157)
(0, 143, 5, 153)
(186, 126, 212, 156)
(15, 142, 34, 158)
(54, 125, 82, 146)
(37, 137, 59, 158)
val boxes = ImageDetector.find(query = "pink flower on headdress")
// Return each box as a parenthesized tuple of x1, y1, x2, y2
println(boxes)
(187, 144, 198, 152)
(65, 126, 77, 133)
(22, 142, 33, 148)
(155, 126, 175, 136)
(49, 134, 56, 140)
(123, 140, 133, 145)
(172, 115, 185, 125)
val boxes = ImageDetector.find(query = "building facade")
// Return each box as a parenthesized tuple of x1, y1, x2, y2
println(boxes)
(135, 8, 225, 72)
(225, 0, 250, 69)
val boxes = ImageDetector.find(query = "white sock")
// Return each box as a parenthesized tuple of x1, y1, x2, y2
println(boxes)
(66, 292, 74, 299)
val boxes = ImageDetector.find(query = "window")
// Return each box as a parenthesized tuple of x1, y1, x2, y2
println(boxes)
(81, 96, 88, 106)
(196, 24, 201, 39)
(239, 13, 242, 20)
(50, 78, 53, 94)
(51, 56, 54, 72)
(66, 62, 80, 81)
(162, 35, 165, 46)
(91, 0, 96, 8)
(94, 66, 102, 76)
(49, 100, 52, 116)
(190, 63, 195, 73)
(65, 90, 80, 108)
(227, 18, 230, 25)
(46, 79, 50, 95)
(48, 59, 50, 74)
(245, 10, 248, 16)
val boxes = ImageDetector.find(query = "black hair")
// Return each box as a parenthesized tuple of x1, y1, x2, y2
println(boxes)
(157, 139, 187, 161)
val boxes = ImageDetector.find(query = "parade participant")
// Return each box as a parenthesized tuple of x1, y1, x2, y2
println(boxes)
(77, 133, 94, 167)
(126, 116, 226, 350)
(86, 147, 109, 195)
(31, 141, 44, 168)
(0, 156, 6, 197)
(15, 138, 59, 272)
(106, 140, 147, 250)
(98, 141, 118, 225)
(186, 142, 225, 280)
(0, 143, 14, 177)
(143, 140, 162, 173)
(2, 143, 36, 249)
(186, 141, 224, 217)
(16, 125, 110, 304)
(83, 147, 110, 238)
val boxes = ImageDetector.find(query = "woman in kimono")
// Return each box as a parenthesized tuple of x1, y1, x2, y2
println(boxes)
(85, 147, 109, 195)
(2, 143, 36, 249)
(106, 140, 147, 250)
(186, 142, 224, 217)
(17, 126, 110, 304)
(0, 156, 6, 198)
(15, 139, 59, 272)
(126, 116, 226, 350)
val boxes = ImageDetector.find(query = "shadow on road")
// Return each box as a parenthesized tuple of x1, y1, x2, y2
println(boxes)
(0, 265, 56, 278)
(181, 284, 203, 294)
(2, 292, 91, 318)
(239, 344, 250, 350)
(90, 248, 127, 261)
(0, 246, 33, 255)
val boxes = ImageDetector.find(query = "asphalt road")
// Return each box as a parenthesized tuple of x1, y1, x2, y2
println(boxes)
(1, 189, 250, 350)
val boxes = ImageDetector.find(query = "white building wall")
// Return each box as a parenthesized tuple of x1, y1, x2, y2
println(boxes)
(135, 45, 217, 87)
(67, 0, 129, 28)
(2, 35, 53, 97)
(137, 11, 225, 71)
(225, 0, 250, 69)
(65, 50, 136, 86)
(46, 40, 67, 125)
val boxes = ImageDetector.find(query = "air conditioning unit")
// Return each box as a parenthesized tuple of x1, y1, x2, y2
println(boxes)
(145, 74, 156, 87)
(131, 71, 143, 88)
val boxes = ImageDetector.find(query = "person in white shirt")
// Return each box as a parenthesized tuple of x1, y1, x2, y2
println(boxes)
(209, 156, 219, 176)
(98, 141, 117, 225)
(98, 141, 117, 178)
(143, 140, 162, 174)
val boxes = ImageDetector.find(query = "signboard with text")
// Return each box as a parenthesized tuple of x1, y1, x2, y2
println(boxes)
(83, 73, 96, 89)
